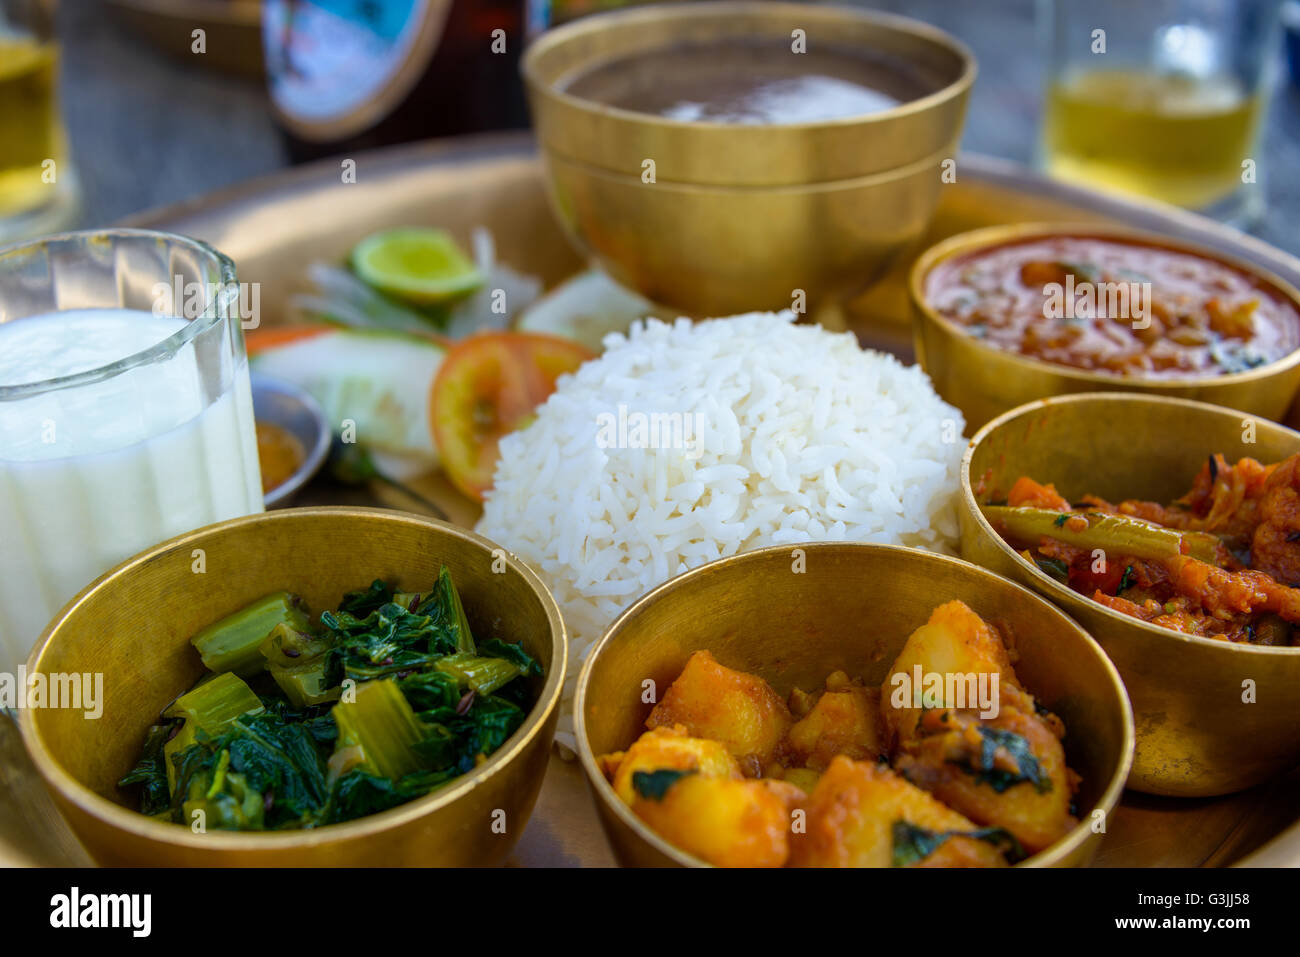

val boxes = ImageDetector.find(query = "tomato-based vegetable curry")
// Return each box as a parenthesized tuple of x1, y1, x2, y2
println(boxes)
(980, 454, 1300, 644)
(925, 235, 1300, 377)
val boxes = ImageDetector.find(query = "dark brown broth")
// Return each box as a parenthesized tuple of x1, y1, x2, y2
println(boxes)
(563, 39, 931, 124)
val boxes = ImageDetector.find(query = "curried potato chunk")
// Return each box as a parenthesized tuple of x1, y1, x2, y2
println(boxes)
(892, 688, 1077, 855)
(882, 600, 1020, 747)
(647, 650, 792, 771)
(882, 600, 1076, 855)
(777, 766, 822, 794)
(602, 724, 741, 806)
(630, 773, 798, 868)
(783, 675, 882, 770)
(788, 757, 1009, 868)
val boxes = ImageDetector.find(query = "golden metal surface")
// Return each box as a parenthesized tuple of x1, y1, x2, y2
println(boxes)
(575, 543, 1134, 868)
(18, 507, 566, 866)
(106, 0, 264, 77)
(522, 2, 975, 315)
(123, 137, 587, 336)
(911, 223, 1300, 431)
(35, 135, 1289, 865)
(960, 393, 1300, 796)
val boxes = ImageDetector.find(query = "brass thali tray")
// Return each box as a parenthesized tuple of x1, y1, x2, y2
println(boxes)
(3, 132, 1298, 867)
(107, 0, 264, 78)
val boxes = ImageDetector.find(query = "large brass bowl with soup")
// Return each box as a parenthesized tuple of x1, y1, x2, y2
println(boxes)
(523, 1, 975, 316)
(541, 151, 952, 317)
(575, 543, 1133, 868)
(19, 507, 566, 866)
(911, 223, 1300, 431)
(960, 393, 1300, 796)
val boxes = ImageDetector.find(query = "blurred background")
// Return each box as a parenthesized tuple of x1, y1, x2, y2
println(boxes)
(8, 0, 1300, 248)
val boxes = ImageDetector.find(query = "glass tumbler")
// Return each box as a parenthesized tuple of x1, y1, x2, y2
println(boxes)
(0, 0, 79, 241)
(1038, 0, 1283, 225)
(0, 230, 264, 674)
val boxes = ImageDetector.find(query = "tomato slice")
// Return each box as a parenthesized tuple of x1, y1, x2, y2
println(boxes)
(431, 332, 593, 501)
(244, 324, 334, 358)
(246, 322, 453, 358)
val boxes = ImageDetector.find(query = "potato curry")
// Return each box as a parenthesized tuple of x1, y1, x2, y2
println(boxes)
(597, 600, 1081, 867)
(981, 454, 1300, 644)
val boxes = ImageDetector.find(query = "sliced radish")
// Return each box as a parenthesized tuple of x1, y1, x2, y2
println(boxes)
(250, 329, 445, 460)
(514, 269, 660, 352)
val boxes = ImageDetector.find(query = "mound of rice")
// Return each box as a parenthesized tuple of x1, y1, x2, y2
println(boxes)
(475, 311, 965, 749)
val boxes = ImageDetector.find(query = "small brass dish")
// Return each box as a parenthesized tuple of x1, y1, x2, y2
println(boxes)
(523, 1, 975, 316)
(960, 393, 1300, 796)
(575, 542, 1133, 867)
(910, 223, 1300, 431)
(250, 373, 330, 508)
(20, 507, 565, 866)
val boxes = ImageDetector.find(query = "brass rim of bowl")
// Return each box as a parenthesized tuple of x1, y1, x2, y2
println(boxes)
(542, 139, 960, 193)
(19, 506, 568, 851)
(962, 391, 1300, 658)
(909, 222, 1300, 390)
(573, 542, 1135, 868)
(522, 1, 977, 135)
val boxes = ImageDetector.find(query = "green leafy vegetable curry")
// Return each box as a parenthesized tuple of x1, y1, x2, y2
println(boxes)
(118, 571, 541, 831)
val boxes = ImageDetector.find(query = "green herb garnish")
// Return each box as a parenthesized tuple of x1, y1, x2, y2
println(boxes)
(952, 726, 1053, 794)
(890, 820, 1026, 866)
(632, 768, 695, 802)
(1034, 555, 1070, 584)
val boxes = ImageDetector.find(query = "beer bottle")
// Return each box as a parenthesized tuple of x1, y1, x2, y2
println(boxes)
(262, 0, 540, 162)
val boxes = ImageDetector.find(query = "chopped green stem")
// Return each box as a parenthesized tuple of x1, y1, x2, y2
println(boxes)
(164, 672, 265, 732)
(191, 592, 312, 676)
(332, 679, 428, 782)
(982, 505, 1221, 564)
(434, 653, 521, 695)
(270, 659, 341, 708)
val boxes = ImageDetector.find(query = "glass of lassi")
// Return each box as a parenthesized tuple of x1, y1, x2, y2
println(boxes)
(0, 229, 263, 676)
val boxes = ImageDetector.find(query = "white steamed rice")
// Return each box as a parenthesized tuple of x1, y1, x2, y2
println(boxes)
(475, 311, 965, 750)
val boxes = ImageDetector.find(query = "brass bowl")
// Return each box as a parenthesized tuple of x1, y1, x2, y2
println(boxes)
(250, 373, 331, 508)
(911, 223, 1300, 431)
(20, 507, 566, 866)
(960, 393, 1300, 796)
(542, 152, 950, 316)
(575, 543, 1133, 868)
(523, 1, 975, 315)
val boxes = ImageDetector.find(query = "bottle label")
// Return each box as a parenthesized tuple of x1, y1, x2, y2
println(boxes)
(263, 0, 448, 139)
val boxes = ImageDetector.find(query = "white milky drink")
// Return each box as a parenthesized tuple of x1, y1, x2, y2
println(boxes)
(0, 307, 263, 673)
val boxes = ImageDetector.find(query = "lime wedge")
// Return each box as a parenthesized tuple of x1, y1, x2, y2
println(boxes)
(351, 228, 485, 305)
